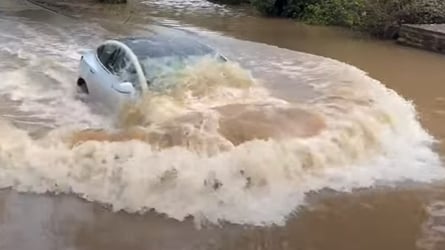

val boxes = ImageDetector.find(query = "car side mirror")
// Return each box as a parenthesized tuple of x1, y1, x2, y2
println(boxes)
(113, 82, 135, 94)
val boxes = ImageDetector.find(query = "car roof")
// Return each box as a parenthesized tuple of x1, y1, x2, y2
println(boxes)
(116, 34, 216, 59)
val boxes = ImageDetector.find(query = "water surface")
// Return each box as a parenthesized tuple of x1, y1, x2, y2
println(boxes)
(1, 0, 445, 249)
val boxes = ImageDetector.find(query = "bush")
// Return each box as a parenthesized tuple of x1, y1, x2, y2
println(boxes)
(208, 0, 249, 4)
(250, 0, 319, 18)
(302, 0, 445, 38)
(98, 0, 127, 3)
(249, 0, 278, 16)
(303, 0, 365, 27)
(212, 0, 316, 17)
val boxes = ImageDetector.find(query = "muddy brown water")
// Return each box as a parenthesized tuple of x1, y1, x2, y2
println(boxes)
(1, 0, 445, 250)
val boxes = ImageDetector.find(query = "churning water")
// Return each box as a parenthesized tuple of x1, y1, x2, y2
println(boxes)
(0, 0, 444, 229)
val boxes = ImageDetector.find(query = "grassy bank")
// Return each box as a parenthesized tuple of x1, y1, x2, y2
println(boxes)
(212, 0, 445, 39)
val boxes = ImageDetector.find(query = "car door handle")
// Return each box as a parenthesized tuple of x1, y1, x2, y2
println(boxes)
(89, 68, 95, 74)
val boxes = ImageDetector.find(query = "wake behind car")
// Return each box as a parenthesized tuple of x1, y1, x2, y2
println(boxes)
(77, 33, 227, 111)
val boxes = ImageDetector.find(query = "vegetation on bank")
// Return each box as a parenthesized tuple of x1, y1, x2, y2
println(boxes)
(99, 0, 127, 3)
(212, 0, 445, 38)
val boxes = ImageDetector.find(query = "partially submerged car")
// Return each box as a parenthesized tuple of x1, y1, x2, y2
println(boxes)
(77, 33, 227, 111)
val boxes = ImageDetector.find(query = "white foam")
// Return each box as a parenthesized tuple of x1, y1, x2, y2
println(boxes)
(0, 64, 443, 225)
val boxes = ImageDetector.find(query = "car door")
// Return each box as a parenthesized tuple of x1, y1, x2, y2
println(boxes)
(112, 49, 143, 95)
(91, 44, 138, 108)
(87, 43, 121, 108)
(108, 47, 144, 110)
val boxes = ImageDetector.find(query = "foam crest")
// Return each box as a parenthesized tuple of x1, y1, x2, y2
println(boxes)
(0, 60, 442, 225)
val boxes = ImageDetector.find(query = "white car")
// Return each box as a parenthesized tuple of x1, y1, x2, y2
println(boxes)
(77, 33, 227, 111)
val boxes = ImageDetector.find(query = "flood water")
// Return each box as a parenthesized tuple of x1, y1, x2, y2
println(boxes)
(1, 0, 445, 250)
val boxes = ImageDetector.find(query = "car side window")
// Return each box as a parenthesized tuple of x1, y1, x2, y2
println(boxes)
(97, 44, 117, 71)
(113, 50, 142, 94)
(97, 44, 142, 93)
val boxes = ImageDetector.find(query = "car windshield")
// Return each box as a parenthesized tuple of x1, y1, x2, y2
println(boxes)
(119, 35, 223, 90)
